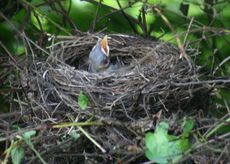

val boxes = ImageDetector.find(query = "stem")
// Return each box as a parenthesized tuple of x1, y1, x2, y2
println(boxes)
(52, 121, 103, 128)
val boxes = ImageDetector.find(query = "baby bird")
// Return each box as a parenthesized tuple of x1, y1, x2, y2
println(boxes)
(88, 35, 118, 73)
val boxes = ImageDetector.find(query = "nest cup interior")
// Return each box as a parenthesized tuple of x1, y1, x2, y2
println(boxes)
(49, 34, 180, 70)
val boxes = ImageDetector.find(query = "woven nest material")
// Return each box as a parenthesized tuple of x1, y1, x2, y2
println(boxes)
(21, 33, 201, 120)
(18, 33, 209, 162)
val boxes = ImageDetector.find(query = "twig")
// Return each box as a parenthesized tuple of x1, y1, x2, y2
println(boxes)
(89, 0, 102, 32)
(116, 0, 138, 34)
(78, 126, 106, 153)
(141, 4, 148, 37)
(171, 79, 230, 86)
(213, 55, 230, 75)
(0, 41, 20, 70)
(153, 7, 192, 68)
(83, 0, 139, 33)
(205, 116, 230, 139)
(52, 121, 103, 128)
(21, 0, 71, 35)
(183, 17, 194, 46)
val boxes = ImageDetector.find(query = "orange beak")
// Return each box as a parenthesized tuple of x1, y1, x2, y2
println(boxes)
(100, 35, 109, 56)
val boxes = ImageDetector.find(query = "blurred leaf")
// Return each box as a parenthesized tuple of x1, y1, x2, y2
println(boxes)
(22, 130, 36, 145)
(13, 42, 25, 56)
(78, 91, 88, 110)
(12, 8, 26, 23)
(70, 0, 96, 31)
(164, 0, 183, 15)
(182, 117, 194, 138)
(69, 130, 80, 141)
(70, 0, 133, 33)
(0, 22, 15, 53)
(11, 146, 24, 164)
(187, 3, 204, 16)
(93, 0, 120, 9)
(21, 130, 46, 163)
(145, 122, 170, 163)
(221, 4, 230, 25)
(12, 125, 20, 130)
(227, 65, 230, 75)
(30, 9, 49, 31)
(145, 121, 193, 163)
(220, 89, 230, 103)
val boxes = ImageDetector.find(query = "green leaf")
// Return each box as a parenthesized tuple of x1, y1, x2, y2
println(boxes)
(69, 130, 80, 141)
(22, 130, 36, 140)
(12, 125, 20, 130)
(145, 121, 193, 163)
(30, 9, 49, 31)
(182, 117, 194, 138)
(78, 91, 89, 110)
(145, 122, 171, 163)
(22, 130, 36, 145)
(11, 146, 24, 164)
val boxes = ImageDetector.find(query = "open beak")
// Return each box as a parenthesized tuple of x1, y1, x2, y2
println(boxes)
(100, 35, 109, 57)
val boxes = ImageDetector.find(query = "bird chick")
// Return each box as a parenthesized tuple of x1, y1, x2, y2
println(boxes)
(88, 36, 113, 73)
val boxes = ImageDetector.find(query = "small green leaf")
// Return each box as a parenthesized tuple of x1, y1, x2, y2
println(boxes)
(22, 130, 36, 145)
(22, 130, 36, 140)
(182, 117, 194, 138)
(145, 121, 193, 163)
(11, 146, 24, 164)
(145, 122, 171, 163)
(12, 125, 20, 130)
(30, 9, 49, 31)
(69, 130, 80, 141)
(78, 91, 89, 110)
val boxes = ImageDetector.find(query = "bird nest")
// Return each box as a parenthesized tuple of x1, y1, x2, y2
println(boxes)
(19, 33, 206, 162)
(22, 33, 199, 116)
